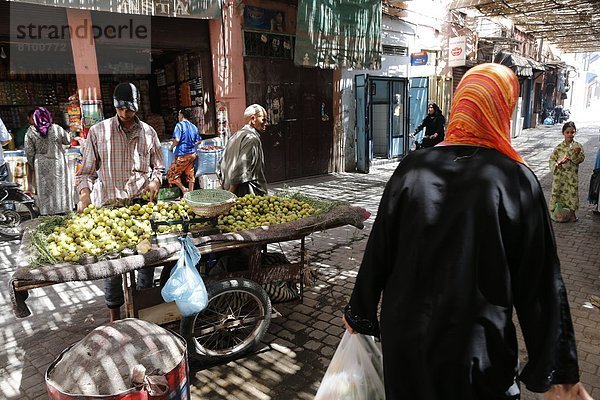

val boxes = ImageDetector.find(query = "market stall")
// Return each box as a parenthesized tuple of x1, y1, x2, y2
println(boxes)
(10, 192, 368, 362)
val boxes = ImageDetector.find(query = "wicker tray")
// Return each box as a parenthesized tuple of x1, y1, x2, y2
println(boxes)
(183, 189, 237, 217)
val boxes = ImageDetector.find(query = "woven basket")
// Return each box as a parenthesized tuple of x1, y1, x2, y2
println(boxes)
(183, 189, 237, 217)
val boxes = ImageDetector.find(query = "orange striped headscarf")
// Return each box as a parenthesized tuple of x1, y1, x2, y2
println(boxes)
(445, 63, 525, 164)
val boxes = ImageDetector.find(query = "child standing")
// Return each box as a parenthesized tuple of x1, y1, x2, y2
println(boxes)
(549, 121, 585, 222)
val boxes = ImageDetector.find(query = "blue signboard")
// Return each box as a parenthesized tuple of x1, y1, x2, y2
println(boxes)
(410, 51, 428, 66)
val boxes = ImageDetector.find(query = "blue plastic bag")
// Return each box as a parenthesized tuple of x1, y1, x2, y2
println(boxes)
(161, 235, 208, 317)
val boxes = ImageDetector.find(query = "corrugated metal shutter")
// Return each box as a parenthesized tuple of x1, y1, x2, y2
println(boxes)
(452, 66, 469, 92)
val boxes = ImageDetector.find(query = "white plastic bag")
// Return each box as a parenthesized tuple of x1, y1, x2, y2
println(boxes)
(161, 235, 208, 317)
(314, 331, 385, 400)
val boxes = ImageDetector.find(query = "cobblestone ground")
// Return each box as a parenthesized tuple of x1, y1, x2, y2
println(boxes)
(0, 121, 598, 400)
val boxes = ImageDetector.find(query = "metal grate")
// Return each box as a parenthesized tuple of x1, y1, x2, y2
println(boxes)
(382, 44, 408, 56)
(243, 31, 295, 60)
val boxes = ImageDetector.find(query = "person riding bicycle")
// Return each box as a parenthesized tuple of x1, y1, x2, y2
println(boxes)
(411, 103, 446, 149)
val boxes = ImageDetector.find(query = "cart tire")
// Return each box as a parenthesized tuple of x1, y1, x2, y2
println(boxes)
(0, 201, 38, 239)
(181, 278, 271, 363)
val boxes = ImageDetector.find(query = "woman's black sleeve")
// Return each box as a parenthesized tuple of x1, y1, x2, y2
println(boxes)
(513, 170, 580, 392)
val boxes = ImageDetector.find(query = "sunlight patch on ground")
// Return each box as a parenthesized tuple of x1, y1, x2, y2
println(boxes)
(0, 372, 21, 398)
(192, 342, 302, 399)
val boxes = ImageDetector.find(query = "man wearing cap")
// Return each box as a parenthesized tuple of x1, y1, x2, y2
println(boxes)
(75, 82, 164, 321)
(218, 104, 269, 197)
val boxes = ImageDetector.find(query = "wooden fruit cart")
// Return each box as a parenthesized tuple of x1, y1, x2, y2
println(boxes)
(10, 203, 367, 363)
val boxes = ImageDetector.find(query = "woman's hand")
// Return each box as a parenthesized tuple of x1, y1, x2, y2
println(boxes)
(342, 315, 356, 334)
(544, 383, 594, 400)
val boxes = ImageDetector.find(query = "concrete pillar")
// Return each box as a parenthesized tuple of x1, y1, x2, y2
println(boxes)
(66, 9, 101, 101)
(209, 0, 246, 135)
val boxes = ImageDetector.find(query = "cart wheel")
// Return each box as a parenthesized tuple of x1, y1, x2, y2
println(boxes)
(181, 278, 271, 363)
(0, 201, 38, 239)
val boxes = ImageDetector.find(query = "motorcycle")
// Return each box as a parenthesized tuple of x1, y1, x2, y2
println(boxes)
(0, 181, 39, 239)
(559, 108, 571, 123)
(553, 106, 571, 124)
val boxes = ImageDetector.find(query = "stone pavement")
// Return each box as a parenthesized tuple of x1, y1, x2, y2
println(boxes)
(0, 121, 598, 399)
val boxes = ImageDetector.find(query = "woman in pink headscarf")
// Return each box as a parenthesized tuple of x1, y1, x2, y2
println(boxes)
(24, 107, 74, 215)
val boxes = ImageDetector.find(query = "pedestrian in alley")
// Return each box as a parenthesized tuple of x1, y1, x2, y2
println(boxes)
(167, 108, 201, 195)
(24, 107, 74, 215)
(75, 82, 164, 322)
(342, 63, 593, 400)
(411, 102, 445, 149)
(217, 104, 268, 197)
(589, 146, 600, 215)
(549, 121, 585, 222)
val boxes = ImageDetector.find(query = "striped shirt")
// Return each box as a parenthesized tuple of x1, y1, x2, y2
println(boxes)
(75, 115, 164, 206)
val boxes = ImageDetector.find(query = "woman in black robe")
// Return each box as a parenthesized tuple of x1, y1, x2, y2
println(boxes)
(412, 102, 446, 149)
(343, 63, 590, 400)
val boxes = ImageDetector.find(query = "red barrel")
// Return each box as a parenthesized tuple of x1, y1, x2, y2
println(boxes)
(45, 319, 190, 400)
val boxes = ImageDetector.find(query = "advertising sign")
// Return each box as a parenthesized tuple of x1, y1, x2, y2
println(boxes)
(410, 51, 428, 66)
(448, 36, 466, 67)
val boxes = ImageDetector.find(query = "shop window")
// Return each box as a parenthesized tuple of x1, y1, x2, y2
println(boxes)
(243, 30, 295, 60)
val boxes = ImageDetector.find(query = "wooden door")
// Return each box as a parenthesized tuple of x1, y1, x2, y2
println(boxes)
(244, 58, 333, 183)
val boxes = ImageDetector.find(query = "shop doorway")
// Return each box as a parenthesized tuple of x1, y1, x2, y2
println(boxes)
(355, 75, 409, 173)
(96, 14, 215, 141)
(409, 77, 429, 147)
(244, 58, 333, 183)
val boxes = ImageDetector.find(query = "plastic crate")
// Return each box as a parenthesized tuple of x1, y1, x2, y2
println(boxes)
(195, 148, 224, 176)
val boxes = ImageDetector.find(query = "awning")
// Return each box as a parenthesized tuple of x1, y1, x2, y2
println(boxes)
(528, 59, 546, 71)
(494, 51, 533, 77)
(7, 0, 222, 19)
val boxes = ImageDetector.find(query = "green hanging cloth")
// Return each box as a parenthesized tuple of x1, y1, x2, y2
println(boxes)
(294, 0, 382, 69)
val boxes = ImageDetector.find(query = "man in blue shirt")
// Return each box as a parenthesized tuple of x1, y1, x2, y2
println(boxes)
(167, 108, 201, 194)
(0, 117, 13, 181)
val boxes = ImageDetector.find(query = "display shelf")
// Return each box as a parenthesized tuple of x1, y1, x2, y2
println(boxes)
(0, 81, 77, 107)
